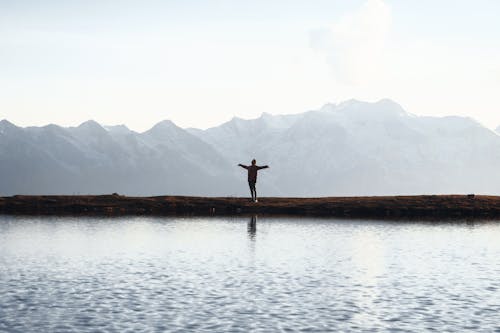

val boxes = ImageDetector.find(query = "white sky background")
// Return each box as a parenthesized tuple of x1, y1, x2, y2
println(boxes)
(0, 0, 499, 131)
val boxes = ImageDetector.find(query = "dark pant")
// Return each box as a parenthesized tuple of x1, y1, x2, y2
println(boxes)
(248, 181, 257, 201)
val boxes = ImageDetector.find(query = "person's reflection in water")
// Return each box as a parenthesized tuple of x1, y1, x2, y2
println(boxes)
(247, 215, 257, 240)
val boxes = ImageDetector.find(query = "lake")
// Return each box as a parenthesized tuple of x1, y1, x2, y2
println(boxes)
(1, 216, 500, 332)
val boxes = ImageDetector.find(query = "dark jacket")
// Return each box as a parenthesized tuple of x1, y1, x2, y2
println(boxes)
(239, 164, 268, 182)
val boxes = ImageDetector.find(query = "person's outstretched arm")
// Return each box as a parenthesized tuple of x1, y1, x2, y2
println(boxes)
(257, 165, 269, 170)
(238, 164, 249, 169)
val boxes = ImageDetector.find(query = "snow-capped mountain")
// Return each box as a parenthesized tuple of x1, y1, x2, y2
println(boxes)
(191, 99, 500, 196)
(0, 119, 238, 196)
(1, 99, 500, 196)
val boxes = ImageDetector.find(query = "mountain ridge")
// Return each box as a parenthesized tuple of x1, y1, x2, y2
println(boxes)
(1, 99, 499, 196)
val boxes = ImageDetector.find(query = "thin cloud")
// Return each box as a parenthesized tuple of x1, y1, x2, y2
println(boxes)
(309, 0, 392, 85)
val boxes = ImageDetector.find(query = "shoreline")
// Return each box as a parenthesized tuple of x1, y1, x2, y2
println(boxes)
(0, 194, 498, 219)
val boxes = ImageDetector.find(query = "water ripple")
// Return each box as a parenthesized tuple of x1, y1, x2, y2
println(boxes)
(1, 216, 500, 332)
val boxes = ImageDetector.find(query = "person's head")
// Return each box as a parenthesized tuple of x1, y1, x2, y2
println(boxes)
(251, 159, 256, 165)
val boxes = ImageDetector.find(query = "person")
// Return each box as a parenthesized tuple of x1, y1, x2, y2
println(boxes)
(238, 159, 269, 202)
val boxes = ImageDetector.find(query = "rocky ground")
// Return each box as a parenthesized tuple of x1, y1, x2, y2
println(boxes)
(0, 194, 499, 219)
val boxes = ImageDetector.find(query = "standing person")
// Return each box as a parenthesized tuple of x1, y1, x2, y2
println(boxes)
(238, 159, 269, 202)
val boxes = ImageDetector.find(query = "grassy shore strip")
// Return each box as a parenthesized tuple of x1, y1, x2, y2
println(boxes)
(0, 194, 499, 219)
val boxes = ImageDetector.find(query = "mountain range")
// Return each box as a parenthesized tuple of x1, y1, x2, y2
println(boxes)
(2, 99, 500, 196)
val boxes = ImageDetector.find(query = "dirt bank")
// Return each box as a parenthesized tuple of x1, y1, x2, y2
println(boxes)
(0, 194, 498, 219)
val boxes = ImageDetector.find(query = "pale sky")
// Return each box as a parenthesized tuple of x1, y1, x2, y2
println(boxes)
(1, 0, 499, 131)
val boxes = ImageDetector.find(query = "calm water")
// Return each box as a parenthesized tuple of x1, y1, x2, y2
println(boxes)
(1, 216, 500, 332)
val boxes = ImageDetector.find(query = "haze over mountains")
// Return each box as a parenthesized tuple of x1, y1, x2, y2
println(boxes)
(2, 99, 500, 196)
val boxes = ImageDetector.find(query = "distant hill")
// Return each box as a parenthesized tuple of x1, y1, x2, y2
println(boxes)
(0, 119, 238, 196)
(2, 99, 500, 196)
